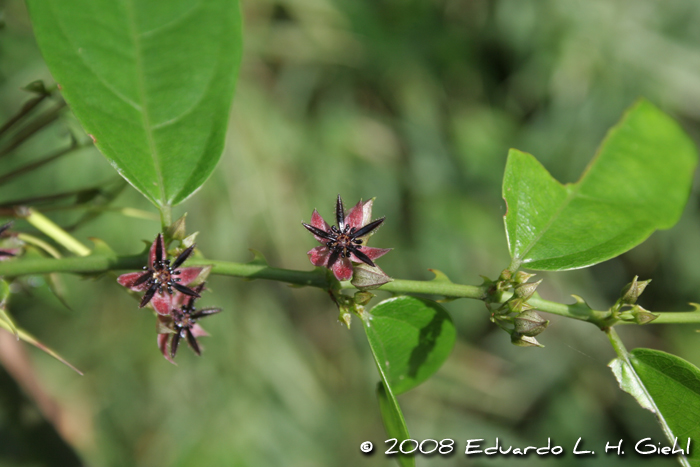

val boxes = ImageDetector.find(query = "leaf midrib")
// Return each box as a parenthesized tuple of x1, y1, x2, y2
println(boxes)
(512, 181, 578, 269)
(124, 0, 167, 206)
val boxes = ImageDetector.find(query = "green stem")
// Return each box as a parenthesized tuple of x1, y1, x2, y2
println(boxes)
(616, 311, 700, 324)
(369, 278, 486, 299)
(0, 143, 86, 186)
(159, 204, 172, 232)
(23, 209, 90, 256)
(17, 233, 62, 259)
(605, 326, 629, 358)
(0, 252, 697, 324)
(0, 95, 46, 138)
(0, 102, 66, 158)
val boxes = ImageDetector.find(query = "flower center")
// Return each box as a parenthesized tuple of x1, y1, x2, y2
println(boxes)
(174, 309, 196, 329)
(327, 225, 363, 258)
(149, 260, 181, 294)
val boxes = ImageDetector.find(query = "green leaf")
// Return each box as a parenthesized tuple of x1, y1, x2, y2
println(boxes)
(26, 0, 243, 207)
(610, 349, 700, 467)
(362, 296, 454, 467)
(376, 382, 414, 467)
(363, 296, 456, 395)
(503, 99, 697, 271)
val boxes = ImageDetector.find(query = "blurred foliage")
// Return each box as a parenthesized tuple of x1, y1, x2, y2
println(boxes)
(1, 0, 700, 465)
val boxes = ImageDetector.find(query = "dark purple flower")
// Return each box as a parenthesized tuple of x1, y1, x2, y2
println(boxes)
(302, 195, 390, 281)
(157, 284, 221, 363)
(117, 233, 202, 314)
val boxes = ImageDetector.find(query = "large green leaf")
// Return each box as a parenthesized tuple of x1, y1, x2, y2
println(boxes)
(363, 296, 456, 395)
(611, 349, 700, 467)
(503, 99, 697, 271)
(362, 296, 455, 467)
(27, 0, 243, 207)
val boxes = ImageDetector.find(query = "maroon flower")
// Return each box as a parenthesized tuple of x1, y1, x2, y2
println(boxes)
(302, 195, 390, 281)
(117, 233, 202, 314)
(0, 222, 19, 260)
(157, 284, 221, 363)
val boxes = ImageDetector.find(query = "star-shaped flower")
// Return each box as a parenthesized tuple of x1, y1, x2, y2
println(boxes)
(117, 233, 202, 314)
(0, 222, 19, 260)
(302, 195, 390, 281)
(156, 284, 221, 363)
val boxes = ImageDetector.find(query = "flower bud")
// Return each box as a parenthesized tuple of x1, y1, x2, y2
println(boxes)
(511, 332, 544, 348)
(498, 269, 512, 282)
(514, 310, 549, 336)
(506, 298, 534, 314)
(166, 214, 187, 241)
(339, 309, 352, 329)
(354, 291, 375, 306)
(182, 232, 199, 249)
(351, 263, 392, 290)
(631, 305, 658, 325)
(620, 276, 651, 305)
(513, 271, 536, 285)
(514, 279, 542, 300)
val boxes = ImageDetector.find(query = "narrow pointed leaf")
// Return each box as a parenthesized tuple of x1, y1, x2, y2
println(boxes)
(26, 0, 243, 207)
(504, 99, 697, 271)
(0, 319, 82, 375)
(376, 382, 414, 467)
(610, 349, 700, 466)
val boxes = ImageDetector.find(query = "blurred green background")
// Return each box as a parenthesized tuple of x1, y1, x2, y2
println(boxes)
(1, 0, 700, 466)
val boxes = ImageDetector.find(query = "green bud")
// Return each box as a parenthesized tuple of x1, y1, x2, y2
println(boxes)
(181, 232, 199, 249)
(166, 214, 187, 241)
(339, 309, 352, 329)
(498, 269, 512, 282)
(514, 279, 542, 300)
(507, 298, 524, 313)
(620, 276, 651, 305)
(632, 305, 658, 325)
(514, 310, 549, 337)
(506, 298, 534, 314)
(513, 271, 536, 285)
(511, 332, 544, 348)
(351, 263, 392, 290)
(354, 291, 374, 306)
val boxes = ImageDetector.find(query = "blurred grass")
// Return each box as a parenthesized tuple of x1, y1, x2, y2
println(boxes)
(1, 0, 700, 465)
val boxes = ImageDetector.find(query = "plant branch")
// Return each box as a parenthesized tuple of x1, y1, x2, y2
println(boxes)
(0, 251, 697, 324)
(0, 95, 47, 138)
(0, 102, 66, 158)
(23, 209, 90, 256)
(0, 143, 86, 186)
